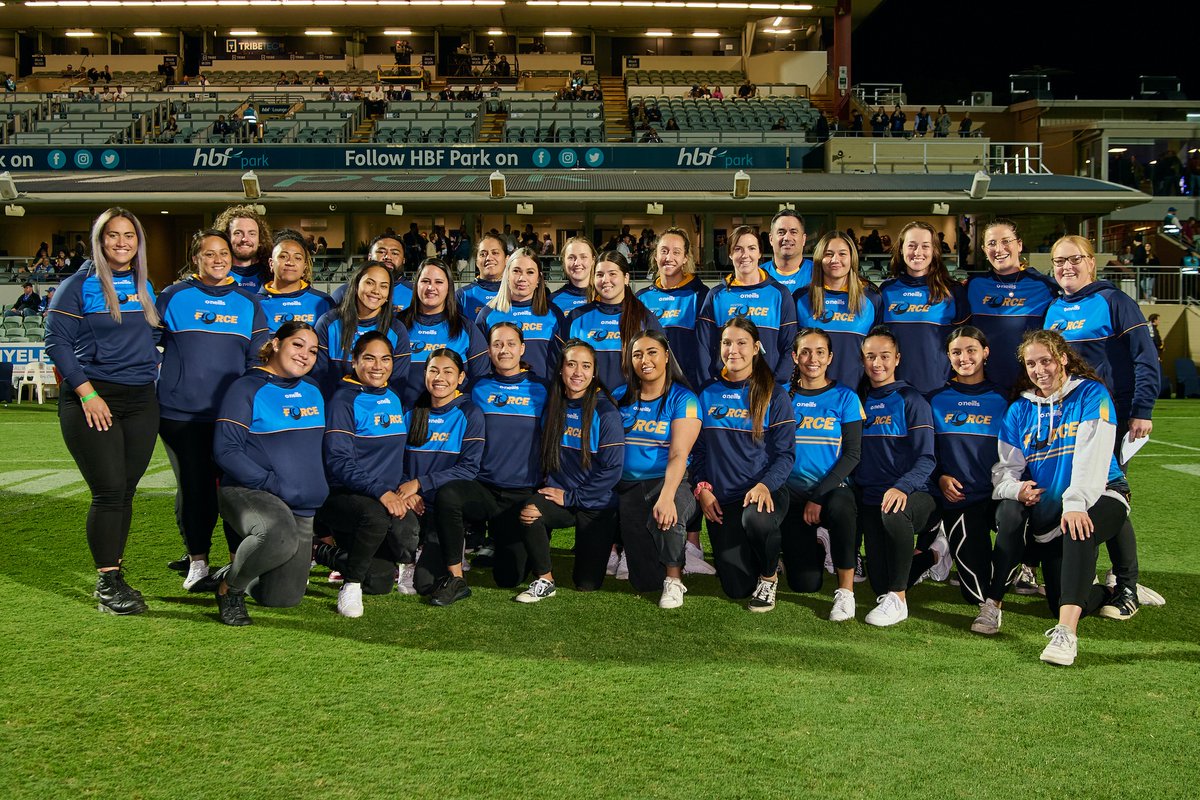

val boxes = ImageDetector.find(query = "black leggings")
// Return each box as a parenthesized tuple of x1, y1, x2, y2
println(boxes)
(990, 499, 1036, 602)
(781, 486, 857, 593)
(859, 490, 937, 596)
(942, 499, 997, 604)
(159, 417, 220, 557)
(1039, 495, 1130, 616)
(707, 488, 791, 599)
(434, 480, 531, 573)
(616, 478, 694, 593)
(521, 495, 617, 591)
(59, 381, 159, 569)
(314, 489, 420, 584)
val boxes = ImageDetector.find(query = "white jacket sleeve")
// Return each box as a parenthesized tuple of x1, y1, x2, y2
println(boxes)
(1061, 417, 1116, 515)
(992, 440, 1027, 501)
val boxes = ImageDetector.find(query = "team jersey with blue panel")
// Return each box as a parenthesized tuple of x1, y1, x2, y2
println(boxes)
(470, 371, 549, 488)
(258, 281, 335, 333)
(636, 275, 709, 390)
(312, 311, 412, 399)
(330, 278, 414, 314)
(45, 264, 160, 391)
(402, 394, 485, 504)
(879, 274, 968, 394)
(323, 377, 408, 499)
(763, 258, 814, 294)
(965, 267, 1058, 391)
(857, 380, 936, 505)
(794, 285, 882, 391)
(697, 271, 799, 384)
(549, 283, 589, 315)
(1043, 280, 1159, 421)
(788, 382, 865, 495)
(546, 395, 625, 510)
(613, 383, 701, 482)
(999, 379, 1127, 522)
(214, 368, 329, 515)
(928, 380, 1008, 508)
(475, 301, 566, 382)
(691, 377, 796, 505)
(565, 301, 664, 393)
(456, 279, 502, 323)
(230, 262, 268, 294)
(156, 276, 269, 422)
(402, 311, 490, 407)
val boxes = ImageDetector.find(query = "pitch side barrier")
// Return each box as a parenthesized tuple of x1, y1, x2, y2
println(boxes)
(0, 143, 805, 172)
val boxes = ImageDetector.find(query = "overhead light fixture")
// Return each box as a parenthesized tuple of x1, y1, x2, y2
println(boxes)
(1107, 147, 1128, 154)
(229, 29, 258, 36)
(385, 203, 405, 216)
(6, 205, 27, 217)
(160, 210, 169, 214)
(772, 15, 782, 24)
(251, 204, 267, 215)
(134, 30, 164, 37)
(778, 202, 794, 211)
(932, 202, 950, 215)
(968, 170, 991, 200)
(305, 29, 335, 36)
(733, 169, 750, 199)
(646, 202, 664, 215)
(490, 170, 506, 199)
(487, 29, 506, 35)
(384, 29, 413, 36)
(646, 30, 673, 36)
(692, 31, 720, 38)
(764, 28, 792, 34)
(65, 30, 97, 37)
(0, 172, 17, 201)
(242, 170, 262, 200)
(544, 30, 574, 36)
(516, 203, 535, 215)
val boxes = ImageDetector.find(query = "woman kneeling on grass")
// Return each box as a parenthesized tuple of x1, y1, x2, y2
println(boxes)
(312, 331, 419, 618)
(212, 321, 329, 626)
(782, 328, 865, 621)
(693, 318, 795, 612)
(518, 340, 625, 597)
(614, 330, 702, 609)
(993, 330, 1135, 667)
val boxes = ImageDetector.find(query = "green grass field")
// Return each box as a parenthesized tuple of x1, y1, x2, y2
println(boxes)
(1, 400, 1197, 799)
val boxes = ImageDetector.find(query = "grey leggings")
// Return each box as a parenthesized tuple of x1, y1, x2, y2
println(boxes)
(219, 485, 314, 607)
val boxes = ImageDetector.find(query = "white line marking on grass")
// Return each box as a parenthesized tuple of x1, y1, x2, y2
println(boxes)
(1150, 439, 1200, 452)
(1162, 464, 1200, 477)
(0, 469, 59, 488)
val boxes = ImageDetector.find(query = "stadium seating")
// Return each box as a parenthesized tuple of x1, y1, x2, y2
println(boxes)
(630, 95, 819, 138)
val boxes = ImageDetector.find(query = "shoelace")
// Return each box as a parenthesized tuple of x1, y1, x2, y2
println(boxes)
(754, 581, 776, 602)
(875, 593, 899, 614)
(1045, 626, 1072, 649)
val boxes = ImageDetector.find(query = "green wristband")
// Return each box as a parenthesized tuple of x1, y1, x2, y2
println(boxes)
(80, 390, 99, 403)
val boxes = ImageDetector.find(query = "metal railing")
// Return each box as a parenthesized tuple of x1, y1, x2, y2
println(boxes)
(827, 136, 1049, 174)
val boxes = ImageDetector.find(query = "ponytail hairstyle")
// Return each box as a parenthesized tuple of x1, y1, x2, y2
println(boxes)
(889, 220, 953, 304)
(862, 324, 900, 353)
(541, 339, 613, 473)
(788, 327, 834, 395)
(491, 246, 549, 315)
(185, 228, 232, 281)
(1012, 328, 1100, 397)
(89, 207, 160, 327)
(1050, 234, 1099, 284)
(486, 319, 533, 374)
(726, 224, 762, 285)
(592, 249, 653, 353)
(271, 227, 314, 283)
(335, 261, 394, 359)
(620, 329, 689, 418)
(721, 317, 774, 442)
(944, 324, 990, 351)
(406, 346, 466, 447)
(258, 319, 315, 364)
(651, 226, 695, 283)
(350, 329, 394, 384)
(400, 257, 463, 339)
(808, 230, 867, 316)
(561, 235, 598, 285)
(981, 217, 1024, 269)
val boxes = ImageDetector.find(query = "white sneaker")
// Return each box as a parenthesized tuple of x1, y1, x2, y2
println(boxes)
(864, 592, 908, 627)
(816, 527, 834, 574)
(614, 552, 629, 580)
(605, 549, 620, 576)
(182, 559, 209, 591)
(927, 530, 952, 582)
(829, 587, 855, 622)
(337, 582, 364, 618)
(396, 563, 417, 595)
(1040, 624, 1078, 666)
(683, 541, 717, 575)
(1105, 570, 1166, 606)
(327, 570, 344, 584)
(514, 577, 557, 603)
(970, 598, 1002, 635)
(659, 577, 687, 609)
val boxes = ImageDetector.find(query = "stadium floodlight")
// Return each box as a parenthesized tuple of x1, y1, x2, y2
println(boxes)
(5, 205, 27, 217)
(385, 203, 405, 216)
(732, 170, 750, 199)
(490, 171, 506, 199)
(242, 171, 262, 200)
(969, 170, 991, 200)
(646, 202, 664, 215)
(0, 172, 17, 201)
(517, 203, 535, 215)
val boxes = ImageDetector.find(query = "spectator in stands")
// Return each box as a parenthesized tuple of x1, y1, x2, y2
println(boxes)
(870, 106, 889, 137)
(160, 115, 179, 141)
(541, 234, 555, 257)
(935, 105, 951, 138)
(72, 235, 87, 267)
(338, 87, 354, 101)
(2, 73, 14, 95)
(699, 84, 712, 99)
(33, 241, 49, 267)
(938, 231, 951, 254)
(243, 104, 261, 142)
(1184, 216, 1199, 243)
(640, 127, 662, 143)
(1163, 207, 1182, 236)
(367, 84, 386, 116)
(958, 111, 973, 137)
(32, 256, 54, 280)
(914, 106, 930, 137)
(102, 65, 112, 83)
(814, 113, 830, 143)
(772, 118, 788, 131)
(863, 229, 884, 255)
(305, 235, 318, 254)
(198, 74, 209, 88)
(438, 86, 455, 102)
(87, 66, 100, 83)
(314, 71, 330, 86)
(496, 55, 512, 77)
(689, 84, 701, 98)
(849, 108, 864, 135)
(276, 71, 289, 86)
(99, 86, 116, 103)
(632, 101, 649, 130)
(712, 86, 724, 100)
(6, 283, 41, 319)
(39, 287, 55, 317)
(404, 223, 428, 267)
(1154, 149, 1183, 196)
(665, 117, 680, 132)
(588, 83, 603, 101)
(290, 72, 303, 86)
(315, 237, 328, 255)
(489, 81, 502, 96)
(737, 80, 752, 99)
(53, 249, 70, 275)
(213, 114, 231, 140)
(890, 104, 907, 137)
(112, 85, 129, 102)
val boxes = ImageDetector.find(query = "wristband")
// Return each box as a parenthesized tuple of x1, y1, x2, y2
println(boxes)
(80, 390, 99, 403)
(693, 481, 714, 499)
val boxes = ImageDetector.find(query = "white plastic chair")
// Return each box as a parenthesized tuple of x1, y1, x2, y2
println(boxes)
(14, 362, 56, 405)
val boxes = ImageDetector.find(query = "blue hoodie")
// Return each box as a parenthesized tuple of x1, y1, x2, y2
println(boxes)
(763, 257, 814, 294)
(402, 311, 490, 407)
(613, 382, 700, 482)
(214, 368, 329, 515)
(549, 283, 589, 315)
(156, 276, 269, 421)
(856, 380, 935, 505)
(312, 310, 412, 399)
(565, 301, 664, 393)
(636, 275, 709, 390)
(928, 380, 1008, 508)
(323, 377, 408, 499)
(403, 393, 485, 505)
(879, 273, 968, 394)
(1043, 280, 1159, 421)
(331, 278, 414, 314)
(965, 267, 1058, 391)
(456, 278, 502, 323)
(546, 394, 625, 510)
(470, 371, 549, 488)
(475, 300, 566, 382)
(794, 284, 882, 391)
(258, 281, 335, 333)
(697, 270, 798, 384)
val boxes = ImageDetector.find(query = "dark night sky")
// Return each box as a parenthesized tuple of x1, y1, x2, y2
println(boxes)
(852, 0, 1200, 105)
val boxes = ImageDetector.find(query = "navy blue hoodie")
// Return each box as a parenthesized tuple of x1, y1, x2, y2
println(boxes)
(456, 278, 502, 323)
(965, 267, 1058, 391)
(549, 283, 589, 315)
(546, 393, 625, 510)
(565, 301, 663, 393)
(258, 281, 335, 333)
(402, 393, 485, 505)
(927, 380, 1008, 508)
(879, 273, 968, 394)
(697, 270, 798, 384)
(856, 380, 935, 505)
(471, 371, 549, 488)
(312, 310, 412, 399)
(636, 274, 709, 391)
(323, 377, 408, 499)
(475, 301, 566, 382)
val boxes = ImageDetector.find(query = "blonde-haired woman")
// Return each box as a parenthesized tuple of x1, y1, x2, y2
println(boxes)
(46, 208, 163, 615)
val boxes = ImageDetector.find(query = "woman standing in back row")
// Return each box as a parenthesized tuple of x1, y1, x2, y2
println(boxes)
(46, 208, 162, 615)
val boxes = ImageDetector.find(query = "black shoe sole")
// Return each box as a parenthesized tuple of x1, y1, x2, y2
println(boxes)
(430, 586, 472, 607)
(186, 573, 222, 593)
(95, 595, 147, 615)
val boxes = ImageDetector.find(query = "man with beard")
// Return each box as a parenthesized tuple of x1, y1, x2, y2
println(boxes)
(214, 205, 273, 292)
(330, 233, 414, 313)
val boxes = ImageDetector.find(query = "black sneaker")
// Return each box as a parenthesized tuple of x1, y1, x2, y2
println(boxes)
(1097, 584, 1140, 621)
(430, 575, 471, 607)
(216, 588, 252, 626)
(94, 570, 148, 615)
(167, 553, 190, 572)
